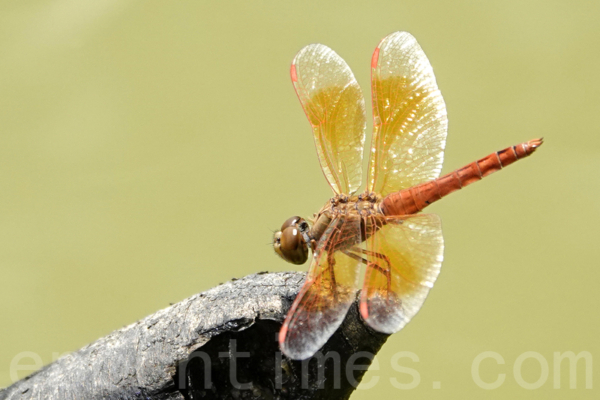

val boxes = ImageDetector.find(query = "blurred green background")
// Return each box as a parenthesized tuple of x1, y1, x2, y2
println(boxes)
(1, 0, 598, 398)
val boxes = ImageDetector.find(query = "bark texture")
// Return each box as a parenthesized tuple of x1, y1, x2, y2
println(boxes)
(0, 272, 388, 400)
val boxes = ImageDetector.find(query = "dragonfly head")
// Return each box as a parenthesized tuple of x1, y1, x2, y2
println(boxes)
(273, 216, 310, 265)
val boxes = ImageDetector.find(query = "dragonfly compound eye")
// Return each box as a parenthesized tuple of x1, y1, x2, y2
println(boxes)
(275, 226, 308, 265)
(280, 216, 303, 231)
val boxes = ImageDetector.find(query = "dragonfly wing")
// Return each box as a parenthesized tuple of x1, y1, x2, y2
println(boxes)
(367, 31, 448, 196)
(279, 216, 362, 359)
(291, 44, 366, 195)
(360, 214, 443, 333)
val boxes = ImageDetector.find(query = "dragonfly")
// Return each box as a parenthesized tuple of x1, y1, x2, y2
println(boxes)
(273, 31, 542, 360)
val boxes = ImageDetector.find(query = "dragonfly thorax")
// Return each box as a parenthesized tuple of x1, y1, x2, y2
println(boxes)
(324, 192, 382, 218)
(273, 193, 384, 265)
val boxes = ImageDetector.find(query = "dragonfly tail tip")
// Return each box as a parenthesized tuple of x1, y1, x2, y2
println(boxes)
(527, 138, 544, 153)
(530, 137, 543, 146)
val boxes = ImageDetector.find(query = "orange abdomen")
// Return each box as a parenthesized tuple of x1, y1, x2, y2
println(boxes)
(380, 138, 543, 216)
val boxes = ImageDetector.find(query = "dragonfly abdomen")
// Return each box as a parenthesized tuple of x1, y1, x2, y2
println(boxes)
(380, 138, 543, 216)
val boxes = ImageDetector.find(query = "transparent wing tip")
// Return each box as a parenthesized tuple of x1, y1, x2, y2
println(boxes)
(280, 341, 320, 361)
(361, 293, 407, 334)
(279, 328, 327, 360)
(379, 31, 416, 46)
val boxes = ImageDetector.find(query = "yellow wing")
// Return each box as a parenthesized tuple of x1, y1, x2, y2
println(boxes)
(291, 44, 366, 195)
(367, 32, 448, 196)
(279, 216, 362, 359)
(360, 214, 443, 333)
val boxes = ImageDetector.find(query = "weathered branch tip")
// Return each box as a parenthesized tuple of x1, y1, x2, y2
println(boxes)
(0, 272, 388, 400)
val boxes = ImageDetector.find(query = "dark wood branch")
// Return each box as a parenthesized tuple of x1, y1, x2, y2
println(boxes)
(0, 272, 388, 400)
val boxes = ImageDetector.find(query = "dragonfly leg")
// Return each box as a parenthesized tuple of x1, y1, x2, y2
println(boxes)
(326, 250, 338, 300)
(341, 250, 367, 265)
(348, 247, 392, 292)
(357, 248, 392, 270)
